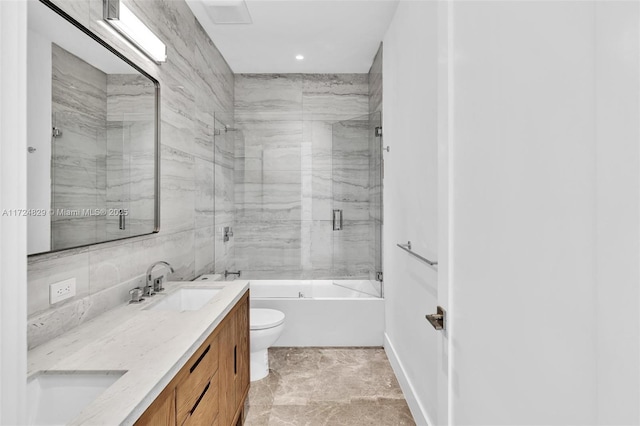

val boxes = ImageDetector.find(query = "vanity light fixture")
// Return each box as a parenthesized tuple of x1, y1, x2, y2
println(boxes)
(296, 54, 304, 61)
(103, 0, 167, 63)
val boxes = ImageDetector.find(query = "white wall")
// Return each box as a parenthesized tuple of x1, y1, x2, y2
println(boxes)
(382, 2, 441, 425)
(26, 28, 51, 254)
(0, 0, 28, 423)
(594, 2, 640, 423)
(449, 1, 639, 424)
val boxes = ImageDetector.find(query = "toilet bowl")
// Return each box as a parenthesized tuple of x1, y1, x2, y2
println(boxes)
(250, 308, 285, 381)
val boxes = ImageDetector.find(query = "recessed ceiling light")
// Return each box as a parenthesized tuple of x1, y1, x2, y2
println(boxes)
(296, 55, 304, 61)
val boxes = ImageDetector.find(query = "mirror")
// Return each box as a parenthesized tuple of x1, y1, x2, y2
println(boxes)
(26, 0, 159, 255)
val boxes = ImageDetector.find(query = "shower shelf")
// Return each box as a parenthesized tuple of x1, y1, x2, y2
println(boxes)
(396, 241, 438, 268)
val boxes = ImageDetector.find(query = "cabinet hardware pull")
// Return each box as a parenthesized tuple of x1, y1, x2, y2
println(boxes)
(234, 345, 237, 375)
(190, 381, 210, 414)
(190, 345, 210, 374)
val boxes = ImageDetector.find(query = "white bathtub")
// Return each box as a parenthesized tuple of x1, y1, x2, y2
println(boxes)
(249, 280, 385, 347)
(193, 276, 385, 346)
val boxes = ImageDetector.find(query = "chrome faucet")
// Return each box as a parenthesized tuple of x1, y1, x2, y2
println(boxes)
(224, 270, 241, 280)
(145, 261, 174, 296)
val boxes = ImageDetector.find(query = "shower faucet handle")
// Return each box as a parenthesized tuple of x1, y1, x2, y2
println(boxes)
(223, 226, 234, 242)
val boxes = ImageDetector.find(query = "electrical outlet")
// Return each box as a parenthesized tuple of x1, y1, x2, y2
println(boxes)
(49, 278, 76, 304)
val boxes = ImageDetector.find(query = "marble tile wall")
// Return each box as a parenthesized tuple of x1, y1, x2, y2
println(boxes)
(28, 0, 235, 349)
(234, 74, 377, 280)
(105, 74, 156, 240)
(51, 43, 108, 250)
(213, 112, 235, 274)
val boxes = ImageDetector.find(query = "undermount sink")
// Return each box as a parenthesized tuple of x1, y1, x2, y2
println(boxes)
(27, 371, 125, 425)
(146, 287, 222, 312)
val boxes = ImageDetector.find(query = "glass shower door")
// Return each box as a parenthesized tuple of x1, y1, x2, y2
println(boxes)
(331, 112, 383, 297)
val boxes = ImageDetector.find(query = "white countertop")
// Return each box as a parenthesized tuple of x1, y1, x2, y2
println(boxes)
(28, 280, 250, 426)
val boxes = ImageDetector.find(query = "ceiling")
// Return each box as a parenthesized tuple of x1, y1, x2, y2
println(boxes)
(186, 0, 399, 73)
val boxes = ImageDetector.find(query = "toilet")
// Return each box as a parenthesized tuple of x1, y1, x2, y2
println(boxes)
(250, 308, 285, 381)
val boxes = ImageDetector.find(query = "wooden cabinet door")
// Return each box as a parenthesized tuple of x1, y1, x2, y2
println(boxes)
(135, 388, 175, 426)
(235, 297, 250, 407)
(218, 292, 250, 426)
(218, 308, 237, 426)
(181, 372, 219, 426)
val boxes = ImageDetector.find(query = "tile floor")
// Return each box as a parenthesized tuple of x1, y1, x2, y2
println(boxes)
(244, 348, 416, 426)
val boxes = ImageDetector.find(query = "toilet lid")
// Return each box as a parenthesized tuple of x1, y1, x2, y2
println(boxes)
(250, 309, 285, 330)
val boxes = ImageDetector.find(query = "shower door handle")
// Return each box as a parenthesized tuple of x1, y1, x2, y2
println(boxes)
(119, 209, 126, 230)
(333, 210, 343, 231)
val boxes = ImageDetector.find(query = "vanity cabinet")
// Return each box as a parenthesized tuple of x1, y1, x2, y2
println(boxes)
(135, 291, 249, 426)
(135, 387, 175, 426)
(219, 297, 250, 425)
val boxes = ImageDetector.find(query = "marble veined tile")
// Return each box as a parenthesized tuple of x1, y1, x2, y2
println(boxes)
(214, 221, 235, 273)
(193, 81, 215, 162)
(52, 111, 106, 166)
(160, 145, 195, 234)
(28, 275, 144, 350)
(213, 113, 236, 169)
(161, 85, 196, 156)
(265, 400, 415, 426)
(131, 230, 196, 281)
(332, 221, 373, 278)
(194, 21, 234, 114)
(127, 0, 196, 88)
(89, 241, 138, 294)
(235, 74, 303, 121)
(244, 348, 415, 426)
(310, 220, 333, 271)
(195, 226, 215, 277)
(234, 221, 302, 271)
(303, 74, 368, 96)
(302, 74, 369, 122)
(195, 157, 215, 230)
(52, 44, 107, 120)
(236, 120, 303, 167)
(28, 252, 90, 316)
(28, 296, 92, 350)
(303, 120, 333, 172)
(310, 172, 332, 221)
(106, 74, 155, 121)
(236, 182, 302, 222)
(28, 0, 236, 350)
(51, 218, 100, 252)
(244, 404, 271, 426)
(215, 164, 235, 226)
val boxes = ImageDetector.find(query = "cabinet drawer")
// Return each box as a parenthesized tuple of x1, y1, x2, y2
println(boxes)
(176, 334, 219, 425)
(181, 373, 219, 426)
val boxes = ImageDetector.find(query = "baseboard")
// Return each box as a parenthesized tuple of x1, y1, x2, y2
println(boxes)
(384, 332, 433, 426)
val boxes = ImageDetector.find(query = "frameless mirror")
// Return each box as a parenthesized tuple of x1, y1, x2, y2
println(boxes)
(26, 0, 159, 255)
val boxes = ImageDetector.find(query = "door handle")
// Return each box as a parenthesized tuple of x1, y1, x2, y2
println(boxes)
(425, 306, 446, 331)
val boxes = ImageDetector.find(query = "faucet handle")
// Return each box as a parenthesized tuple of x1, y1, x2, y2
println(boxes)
(144, 283, 155, 297)
(153, 276, 165, 292)
(129, 288, 144, 304)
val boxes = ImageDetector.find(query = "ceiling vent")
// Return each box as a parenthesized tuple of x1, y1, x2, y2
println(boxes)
(202, 0, 252, 24)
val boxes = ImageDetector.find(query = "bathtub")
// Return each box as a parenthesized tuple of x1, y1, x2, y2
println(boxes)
(194, 276, 384, 346)
(249, 279, 384, 347)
